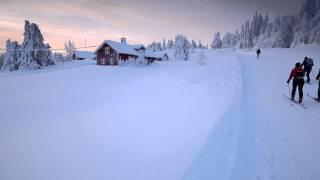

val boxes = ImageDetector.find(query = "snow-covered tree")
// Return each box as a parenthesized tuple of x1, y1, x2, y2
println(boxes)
(174, 34, 190, 60)
(162, 38, 167, 50)
(198, 40, 205, 49)
(53, 52, 65, 63)
(260, 14, 270, 35)
(155, 42, 162, 51)
(167, 39, 174, 49)
(291, 0, 318, 46)
(275, 16, 295, 48)
(250, 11, 265, 44)
(211, 32, 222, 49)
(308, 0, 320, 43)
(1, 40, 21, 71)
(211, 0, 320, 49)
(0, 53, 4, 69)
(65, 40, 76, 60)
(147, 41, 162, 52)
(222, 32, 237, 48)
(19, 20, 54, 70)
(191, 40, 197, 49)
(309, 23, 320, 43)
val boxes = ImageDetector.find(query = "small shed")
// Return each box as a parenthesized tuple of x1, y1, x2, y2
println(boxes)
(74, 51, 95, 60)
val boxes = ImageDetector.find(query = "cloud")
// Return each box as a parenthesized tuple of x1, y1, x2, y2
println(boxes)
(0, 0, 304, 49)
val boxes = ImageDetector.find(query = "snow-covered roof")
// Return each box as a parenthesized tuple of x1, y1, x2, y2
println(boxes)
(95, 40, 139, 56)
(132, 44, 145, 50)
(145, 50, 164, 59)
(75, 51, 94, 59)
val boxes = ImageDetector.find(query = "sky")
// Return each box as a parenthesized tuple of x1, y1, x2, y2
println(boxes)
(0, 0, 304, 51)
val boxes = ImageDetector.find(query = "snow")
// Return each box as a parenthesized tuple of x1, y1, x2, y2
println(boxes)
(74, 50, 95, 60)
(1, 46, 320, 180)
(132, 44, 145, 50)
(144, 49, 163, 58)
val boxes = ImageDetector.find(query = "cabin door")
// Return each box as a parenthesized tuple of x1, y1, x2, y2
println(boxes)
(101, 58, 106, 65)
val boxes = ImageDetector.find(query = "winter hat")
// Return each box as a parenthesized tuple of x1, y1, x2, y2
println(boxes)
(295, 62, 301, 67)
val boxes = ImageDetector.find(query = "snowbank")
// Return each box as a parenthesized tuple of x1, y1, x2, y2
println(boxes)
(0, 50, 240, 180)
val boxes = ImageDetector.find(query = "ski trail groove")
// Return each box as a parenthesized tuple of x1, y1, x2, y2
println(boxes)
(182, 54, 255, 180)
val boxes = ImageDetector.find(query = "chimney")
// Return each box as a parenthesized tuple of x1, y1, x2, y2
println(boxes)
(121, 37, 127, 44)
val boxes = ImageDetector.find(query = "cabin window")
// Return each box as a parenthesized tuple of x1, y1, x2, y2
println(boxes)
(104, 47, 110, 54)
(101, 58, 105, 65)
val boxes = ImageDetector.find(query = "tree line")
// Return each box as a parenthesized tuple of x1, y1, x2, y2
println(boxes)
(211, 0, 320, 49)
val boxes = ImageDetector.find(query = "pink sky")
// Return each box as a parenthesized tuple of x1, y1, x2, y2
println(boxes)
(0, 0, 303, 51)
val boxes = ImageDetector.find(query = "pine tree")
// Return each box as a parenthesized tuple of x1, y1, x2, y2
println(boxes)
(162, 38, 167, 50)
(65, 40, 76, 61)
(0, 53, 4, 69)
(167, 39, 174, 49)
(1, 40, 21, 71)
(174, 34, 190, 60)
(211, 32, 222, 49)
(212, 0, 320, 49)
(278, 16, 295, 48)
(19, 20, 54, 70)
(191, 40, 197, 49)
(222, 33, 235, 48)
(198, 40, 204, 49)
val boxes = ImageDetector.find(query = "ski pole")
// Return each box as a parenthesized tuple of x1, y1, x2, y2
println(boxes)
(287, 83, 293, 105)
(287, 83, 291, 95)
(312, 70, 316, 79)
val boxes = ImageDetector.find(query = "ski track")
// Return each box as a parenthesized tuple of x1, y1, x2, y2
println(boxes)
(183, 49, 320, 180)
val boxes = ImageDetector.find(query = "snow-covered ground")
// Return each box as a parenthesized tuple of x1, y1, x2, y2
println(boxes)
(1, 46, 320, 180)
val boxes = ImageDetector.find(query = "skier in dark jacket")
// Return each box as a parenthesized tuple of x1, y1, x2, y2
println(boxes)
(256, 49, 261, 58)
(287, 62, 305, 103)
(317, 69, 320, 101)
(72, 53, 76, 61)
(302, 57, 314, 83)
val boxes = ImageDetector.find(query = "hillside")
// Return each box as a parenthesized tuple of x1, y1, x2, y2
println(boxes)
(1, 46, 320, 180)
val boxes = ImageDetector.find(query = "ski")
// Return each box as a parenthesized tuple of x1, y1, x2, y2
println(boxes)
(282, 94, 294, 107)
(307, 94, 320, 103)
(282, 94, 308, 109)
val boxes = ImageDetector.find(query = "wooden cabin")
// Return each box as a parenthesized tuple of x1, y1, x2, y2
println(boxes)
(95, 38, 162, 66)
(95, 39, 139, 65)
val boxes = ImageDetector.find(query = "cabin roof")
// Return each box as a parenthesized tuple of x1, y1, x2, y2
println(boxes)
(144, 49, 163, 59)
(74, 51, 94, 59)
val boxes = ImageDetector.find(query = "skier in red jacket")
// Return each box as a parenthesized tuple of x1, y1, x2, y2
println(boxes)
(316, 69, 320, 101)
(287, 62, 305, 103)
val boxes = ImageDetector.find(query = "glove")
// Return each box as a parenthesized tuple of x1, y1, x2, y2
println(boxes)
(287, 80, 290, 84)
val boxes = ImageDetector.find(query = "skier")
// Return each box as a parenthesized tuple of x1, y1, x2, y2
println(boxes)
(301, 57, 314, 83)
(317, 69, 320, 101)
(287, 62, 305, 103)
(72, 53, 76, 61)
(256, 49, 261, 58)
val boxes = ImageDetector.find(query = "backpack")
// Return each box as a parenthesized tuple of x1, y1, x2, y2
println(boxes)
(306, 58, 314, 66)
